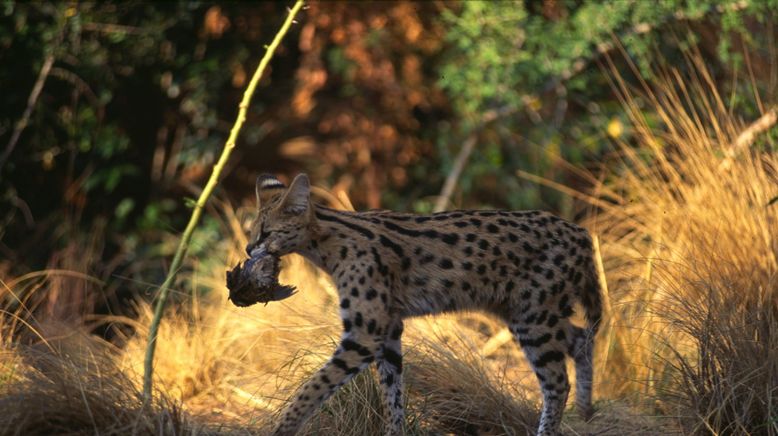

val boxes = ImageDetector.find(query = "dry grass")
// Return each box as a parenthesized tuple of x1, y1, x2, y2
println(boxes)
(0, 55, 775, 435)
(0, 209, 675, 435)
(586, 54, 777, 433)
(0, 312, 207, 435)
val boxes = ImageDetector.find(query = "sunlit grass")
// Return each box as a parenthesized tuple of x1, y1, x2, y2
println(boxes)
(586, 54, 777, 433)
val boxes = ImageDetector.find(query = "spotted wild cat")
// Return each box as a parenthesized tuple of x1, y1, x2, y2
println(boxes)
(244, 173, 602, 436)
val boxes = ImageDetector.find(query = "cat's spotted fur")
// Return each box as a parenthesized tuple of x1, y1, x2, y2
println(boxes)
(246, 174, 602, 436)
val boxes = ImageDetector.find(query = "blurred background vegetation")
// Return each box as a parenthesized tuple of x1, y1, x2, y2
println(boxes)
(0, 0, 775, 343)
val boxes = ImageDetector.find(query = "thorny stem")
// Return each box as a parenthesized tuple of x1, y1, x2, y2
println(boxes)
(142, 0, 305, 403)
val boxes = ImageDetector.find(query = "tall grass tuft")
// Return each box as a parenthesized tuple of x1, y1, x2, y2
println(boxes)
(404, 329, 538, 435)
(590, 54, 777, 433)
(0, 325, 205, 435)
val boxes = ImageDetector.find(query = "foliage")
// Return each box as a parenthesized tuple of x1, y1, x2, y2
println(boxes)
(436, 0, 776, 211)
(0, 2, 288, 268)
(2, 1, 775, 276)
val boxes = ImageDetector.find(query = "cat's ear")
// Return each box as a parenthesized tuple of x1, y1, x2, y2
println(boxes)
(279, 174, 310, 215)
(255, 174, 286, 209)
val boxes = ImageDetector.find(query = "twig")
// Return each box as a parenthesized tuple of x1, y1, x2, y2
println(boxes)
(719, 106, 777, 170)
(480, 327, 513, 357)
(81, 22, 146, 35)
(732, 106, 778, 151)
(591, 235, 612, 321)
(142, 0, 305, 402)
(49, 67, 102, 118)
(433, 105, 517, 212)
(0, 54, 55, 176)
(433, 134, 477, 213)
(591, 234, 630, 387)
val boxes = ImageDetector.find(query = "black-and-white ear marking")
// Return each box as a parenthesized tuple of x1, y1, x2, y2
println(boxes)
(257, 174, 286, 190)
(256, 174, 287, 208)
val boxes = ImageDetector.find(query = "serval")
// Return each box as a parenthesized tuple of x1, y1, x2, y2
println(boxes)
(244, 173, 602, 436)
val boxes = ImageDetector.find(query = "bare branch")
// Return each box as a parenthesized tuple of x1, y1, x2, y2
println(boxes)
(719, 106, 777, 171)
(730, 106, 777, 154)
(433, 105, 518, 212)
(0, 55, 55, 175)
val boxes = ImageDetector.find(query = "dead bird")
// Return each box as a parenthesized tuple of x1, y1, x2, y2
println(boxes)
(226, 247, 296, 307)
